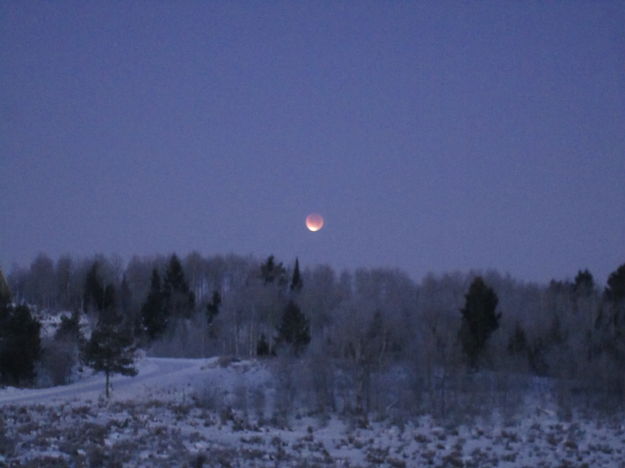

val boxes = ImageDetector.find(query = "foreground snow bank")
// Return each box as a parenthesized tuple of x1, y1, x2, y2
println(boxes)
(2, 357, 625, 466)
(2, 398, 625, 467)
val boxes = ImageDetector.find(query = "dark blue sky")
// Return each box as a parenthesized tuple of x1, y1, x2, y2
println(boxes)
(1, 1, 624, 284)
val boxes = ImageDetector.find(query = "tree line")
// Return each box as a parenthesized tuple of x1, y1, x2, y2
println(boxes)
(1, 253, 624, 412)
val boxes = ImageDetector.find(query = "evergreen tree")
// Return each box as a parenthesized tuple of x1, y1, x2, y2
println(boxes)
(163, 254, 195, 319)
(141, 269, 167, 340)
(55, 255, 73, 310)
(55, 312, 82, 343)
(83, 327, 137, 398)
(256, 334, 271, 357)
(597, 263, 625, 364)
(507, 321, 528, 355)
(101, 284, 116, 319)
(49, 311, 84, 386)
(118, 275, 135, 337)
(206, 290, 221, 325)
(459, 276, 501, 368)
(605, 263, 625, 304)
(0, 302, 41, 386)
(260, 255, 287, 286)
(573, 269, 595, 296)
(83, 262, 104, 314)
(0, 269, 10, 309)
(119, 275, 132, 317)
(83, 291, 137, 398)
(290, 258, 303, 292)
(276, 300, 310, 356)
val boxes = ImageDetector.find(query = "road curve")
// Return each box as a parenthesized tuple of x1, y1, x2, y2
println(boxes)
(0, 357, 210, 405)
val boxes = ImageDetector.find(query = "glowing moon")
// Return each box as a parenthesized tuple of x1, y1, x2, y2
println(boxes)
(305, 213, 324, 232)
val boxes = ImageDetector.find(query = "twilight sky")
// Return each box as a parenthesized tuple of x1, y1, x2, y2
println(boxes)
(1, 1, 624, 285)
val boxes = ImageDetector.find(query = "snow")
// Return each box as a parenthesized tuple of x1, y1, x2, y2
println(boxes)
(2, 357, 625, 466)
(0, 356, 212, 405)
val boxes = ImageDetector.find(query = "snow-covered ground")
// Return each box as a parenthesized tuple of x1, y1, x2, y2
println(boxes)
(0, 356, 213, 406)
(2, 357, 625, 467)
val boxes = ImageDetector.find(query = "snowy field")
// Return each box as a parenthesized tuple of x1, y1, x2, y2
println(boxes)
(2, 357, 625, 467)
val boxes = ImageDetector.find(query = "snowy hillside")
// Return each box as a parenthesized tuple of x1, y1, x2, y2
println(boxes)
(2, 356, 625, 467)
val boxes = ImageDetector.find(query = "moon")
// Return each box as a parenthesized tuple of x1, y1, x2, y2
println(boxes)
(305, 213, 324, 232)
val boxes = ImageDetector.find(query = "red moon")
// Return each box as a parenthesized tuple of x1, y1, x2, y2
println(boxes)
(305, 213, 324, 232)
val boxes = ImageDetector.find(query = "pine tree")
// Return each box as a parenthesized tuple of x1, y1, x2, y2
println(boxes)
(597, 263, 625, 364)
(101, 284, 116, 320)
(260, 255, 287, 286)
(290, 258, 303, 292)
(55, 312, 82, 343)
(83, 326, 137, 398)
(83, 262, 104, 314)
(141, 269, 167, 340)
(119, 275, 132, 316)
(276, 300, 310, 356)
(256, 334, 271, 357)
(507, 321, 527, 355)
(573, 269, 595, 296)
(605, 263, 625, 304)
(0, 269, 10, 309)
(0, 302, 41, 386)
(83, 287, 136, 398)
(206, 290, 221, 325)
(49, 312, 84, 385)
(163, 254, 195, 319)
(459, 277, 501, 368)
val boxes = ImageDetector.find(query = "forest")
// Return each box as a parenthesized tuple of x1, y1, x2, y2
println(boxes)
(1, 252, 625, 423)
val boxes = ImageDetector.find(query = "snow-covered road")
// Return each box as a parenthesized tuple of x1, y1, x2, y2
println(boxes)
(0, 357, 212, 405)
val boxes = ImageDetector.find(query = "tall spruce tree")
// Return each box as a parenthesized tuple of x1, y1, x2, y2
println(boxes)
(260, 255, 287, 286)
(163, 254, 195, 319)
(0, 282, 41, 386)
(55, 313, 82, 342)
(206, 290, 221, 325)
(119, 275, 132, 317)
(0, 269, 10, 309)
(83, 262, 104, 314)
(290, 258, 303, 292)
(141, 269, 167, 340)
(83, 284, 137, 397)
(459, 276, 501, 368)
(598, 263, 625, 363)
(573, 269, 595, 296)
(605, 263, 625, 304)
(256, 333, 269, 356)
(276, 300, 310, 356)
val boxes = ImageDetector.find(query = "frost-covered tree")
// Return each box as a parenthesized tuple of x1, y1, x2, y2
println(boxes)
(27, 253, 56, 309)
(41, 312, 84, 386)
(54, 255, 74, 310)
